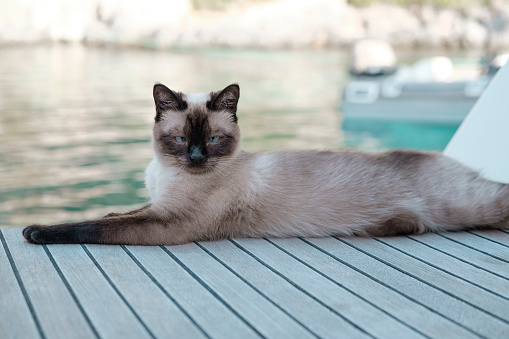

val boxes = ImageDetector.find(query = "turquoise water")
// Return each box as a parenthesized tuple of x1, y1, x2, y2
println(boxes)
(0, 45, 466, 227)
(342, 119, 461, 151)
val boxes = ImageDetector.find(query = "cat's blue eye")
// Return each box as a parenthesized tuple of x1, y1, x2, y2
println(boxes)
(175, 136, 186, 143)
(208, 136, 220, 143)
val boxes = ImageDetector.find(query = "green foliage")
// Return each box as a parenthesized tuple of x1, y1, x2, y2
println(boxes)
(347, 0, 493, 8)
(191, 0, 505, 11)
(191, 0, 271, 11)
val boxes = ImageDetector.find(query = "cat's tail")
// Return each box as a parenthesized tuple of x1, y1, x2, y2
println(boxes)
(439, 60, 509, 231)
(424, 177, 509, 232)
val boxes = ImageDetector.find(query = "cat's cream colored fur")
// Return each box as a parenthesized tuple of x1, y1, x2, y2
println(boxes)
(23, 84, 509, 245)
(146, 147, 509, 242)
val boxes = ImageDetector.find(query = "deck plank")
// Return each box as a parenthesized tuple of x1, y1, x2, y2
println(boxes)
(125, 245, 260, 338)
(469, 230, 509, 247)
(0, 230, 41, 339)
(379, 236, 509, 297)
(339, 236, 509, 322)
(166, 242, 316, 338)
(2, 228, 96, 339)
(84, 244, 207, 339)
(440, 232, 509, 260)
(408, 233, 509, 279)
(272, 237, 477, 339)
(310, 236, 509, 338)
(46, 244, 152, 338)
(3, 228, 509, 338)
(233, 238, 424, 339)
(199, 239, 370, 339)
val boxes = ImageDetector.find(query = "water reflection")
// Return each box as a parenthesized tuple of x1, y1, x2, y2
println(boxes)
(1, 45, 479, 227)
(0, 45, 347, 227)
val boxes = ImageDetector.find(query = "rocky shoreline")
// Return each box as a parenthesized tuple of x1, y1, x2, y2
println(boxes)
(1, 0, 509, 50)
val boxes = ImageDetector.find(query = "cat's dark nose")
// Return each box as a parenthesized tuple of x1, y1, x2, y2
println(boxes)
(188, 146, 206, 164)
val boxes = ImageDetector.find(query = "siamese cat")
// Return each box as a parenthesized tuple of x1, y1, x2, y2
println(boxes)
(23, 83, 509, 245)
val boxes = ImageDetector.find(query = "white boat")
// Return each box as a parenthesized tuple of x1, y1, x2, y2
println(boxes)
(341, 75, 490, 124)
(341, 40, 506, 124)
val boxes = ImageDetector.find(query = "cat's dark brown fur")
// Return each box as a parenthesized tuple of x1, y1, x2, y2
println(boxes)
(23, 83, 509, 245)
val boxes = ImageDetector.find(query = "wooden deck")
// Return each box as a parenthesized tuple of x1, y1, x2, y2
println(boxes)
(1, 227, 509, 339)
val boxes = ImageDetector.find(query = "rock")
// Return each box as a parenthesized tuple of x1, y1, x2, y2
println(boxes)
(0, 0, 509, 50)
(0, 0, 191, 45)
(486, 1, 509, 50)
(425, 9, 463, 48)
(463, 4, 492, 25)
(86, 0, 192, 45)
(358, 4, 422, 46)
(329, 4, 365, 45)
(461, 18, 488, 48)
(166, 0, 363, 48)
(0, 0, 97, 42)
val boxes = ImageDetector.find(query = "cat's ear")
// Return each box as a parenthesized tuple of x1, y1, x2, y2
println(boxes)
(153, 84, 188, 122)
(208, 84, 240, 123)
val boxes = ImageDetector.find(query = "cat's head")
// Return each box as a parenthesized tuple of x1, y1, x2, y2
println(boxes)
(152, 83, 241, 173)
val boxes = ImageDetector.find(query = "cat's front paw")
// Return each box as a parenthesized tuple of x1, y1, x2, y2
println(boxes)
(23, 225, 52, 244)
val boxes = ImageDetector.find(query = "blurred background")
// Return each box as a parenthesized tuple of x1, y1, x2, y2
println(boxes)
(1, 0, 508, 227)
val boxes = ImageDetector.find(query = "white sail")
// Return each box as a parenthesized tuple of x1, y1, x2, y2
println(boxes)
(444, 62, 509, 184)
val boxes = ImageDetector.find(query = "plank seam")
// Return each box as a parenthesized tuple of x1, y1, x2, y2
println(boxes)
(335, 237, 509, 325)
(300, 238, 483, 338)
(81, 245, 156, 339)
(194, 241, 320, 339)
(0, 230, 46, 339)
(266, 239, 430, 339)
(42, 245, 101, 339)
(407, 236, 509, 281)
(467, 231, 509, 249)
(374, 238, 509, 301)
(160, 245, 267, 339)
(121, 246, 211, 339)
(229, 239, 376, 339)
(438, 234, 509, 264)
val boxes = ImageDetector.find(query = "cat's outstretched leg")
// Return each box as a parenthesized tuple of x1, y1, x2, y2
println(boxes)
(22, 205, 189, 245)
(101, 204, 152, 219)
